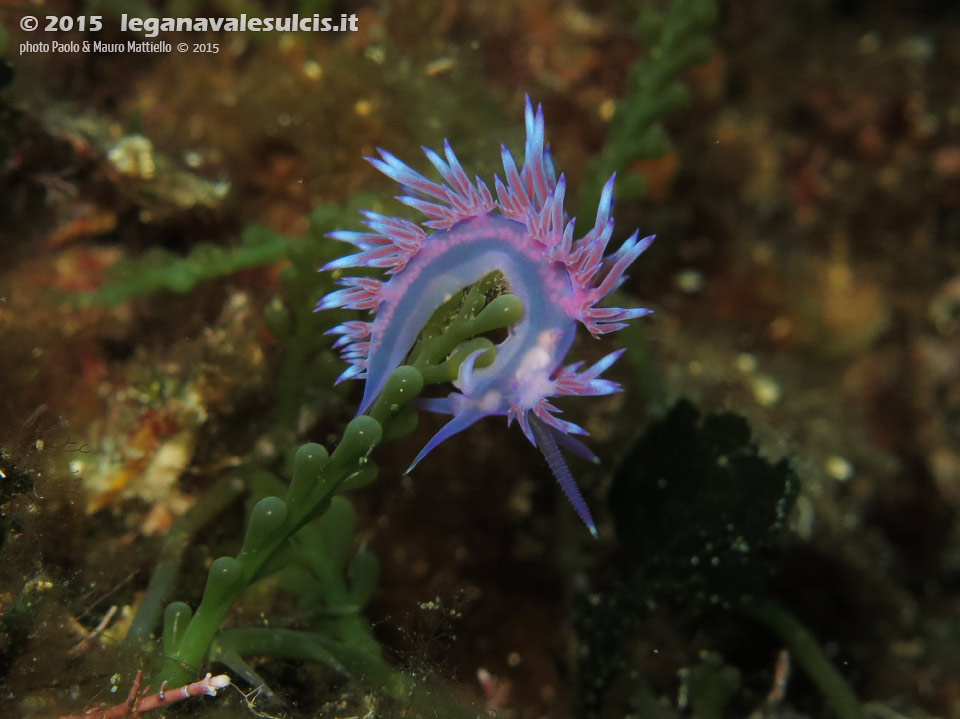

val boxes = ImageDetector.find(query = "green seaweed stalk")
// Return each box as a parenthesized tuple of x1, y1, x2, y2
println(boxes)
(96, 192, 523, 694)
(126, 475, 246, 646)
(71, 200, 373, 433)
(157, 388, 391, 687)
(265, 202, 378, 430)
(73, 224, 293, 308)
(155, 278, 522, 690)
(743, 599, 867, 719)
(580, 0, 717, 217)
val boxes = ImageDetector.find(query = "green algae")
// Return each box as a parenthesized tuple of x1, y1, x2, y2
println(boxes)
(73, 225, 292, 308)
(573, 400, 866, 719)
(609, 399, 798, 605)
(67, 169, 528, 700)
(137, 283, 524, 701)
(581, 0, 717, 216)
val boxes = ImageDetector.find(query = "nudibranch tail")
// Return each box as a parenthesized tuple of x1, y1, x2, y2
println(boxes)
(529, 415, 598, 538)
(318, 96, 654, 535)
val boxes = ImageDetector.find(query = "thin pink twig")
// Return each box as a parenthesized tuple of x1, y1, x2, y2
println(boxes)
(69, 605, 118, 655)
(56, 670, 231, 719)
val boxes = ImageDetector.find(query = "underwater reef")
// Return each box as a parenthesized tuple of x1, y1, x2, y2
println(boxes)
(2, 0, 960, 718)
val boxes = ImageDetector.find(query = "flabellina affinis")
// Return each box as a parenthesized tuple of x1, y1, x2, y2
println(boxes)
(318, 97, 654, 537)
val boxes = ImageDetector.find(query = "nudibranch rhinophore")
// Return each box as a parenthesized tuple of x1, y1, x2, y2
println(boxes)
(318, 97, 653, 536)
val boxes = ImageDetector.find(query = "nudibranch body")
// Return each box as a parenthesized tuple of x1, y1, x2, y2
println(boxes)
(318, 98, 653, 536)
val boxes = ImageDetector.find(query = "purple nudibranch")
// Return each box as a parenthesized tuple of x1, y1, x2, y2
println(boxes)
(317, 97, 654, 537)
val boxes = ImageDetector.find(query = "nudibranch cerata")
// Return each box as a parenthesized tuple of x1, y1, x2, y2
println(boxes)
(318, 97, 654, 536)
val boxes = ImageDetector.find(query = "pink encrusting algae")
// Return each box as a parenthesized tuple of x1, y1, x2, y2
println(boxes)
(317, 97, 654, 536)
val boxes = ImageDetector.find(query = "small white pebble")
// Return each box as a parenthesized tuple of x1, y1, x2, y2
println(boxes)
(825, 455, 854, 482)
(425, 56, 457, 76)
(598, 98, 616, 122)
(302, 60, 323, 80)
(107, 135, 156, 180)
(364, 46, 385, 64)
(674, 268, 704, 293)
(735, 352, 757, 374)
(751, 375, 781, 406)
